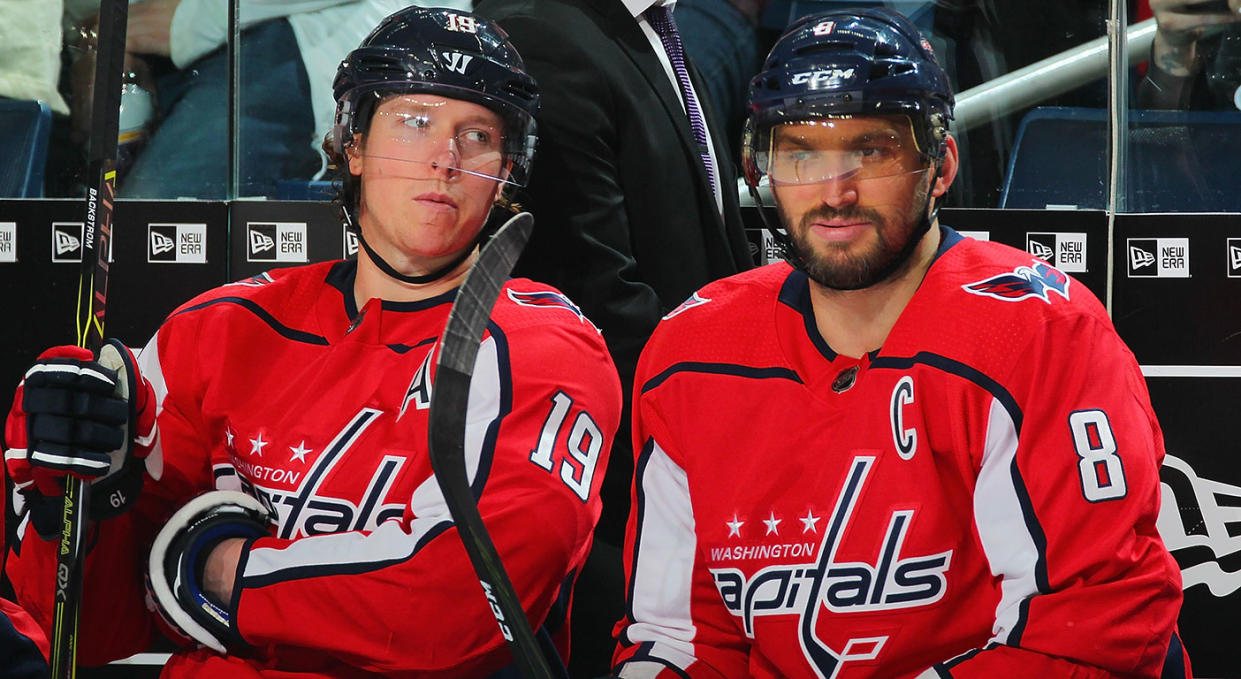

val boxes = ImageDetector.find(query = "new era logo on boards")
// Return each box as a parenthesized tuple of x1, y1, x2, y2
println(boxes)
(1026, 232, 1087, 273)
(51, 222, 82, 262)
(1129, 245, 1156, 270)
(343, 226, 358, 259)
(1227, 238, 1241, 278)
(55, 230, 80, 256)
(1027, 239, 1054, 262)
(0, 222, 15, 263)
(250, 229, 275, 254)
(150, 231, 175, 256)
(148, 223, 207, 263)
(51, 222, 115, 264)
(1127, 238, 1189, 278)
(246, 222, 307, 263)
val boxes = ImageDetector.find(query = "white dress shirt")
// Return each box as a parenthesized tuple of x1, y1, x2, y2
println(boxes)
(620, 0, 726, 215)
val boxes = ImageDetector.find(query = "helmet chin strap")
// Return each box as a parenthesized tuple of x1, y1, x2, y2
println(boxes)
(355, 228, 480, 285)
(342, 184, 502, 286)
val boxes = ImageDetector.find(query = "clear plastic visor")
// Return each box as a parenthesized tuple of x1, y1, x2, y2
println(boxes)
(761, 116, 929, 185)
(358, 99, 514, 185)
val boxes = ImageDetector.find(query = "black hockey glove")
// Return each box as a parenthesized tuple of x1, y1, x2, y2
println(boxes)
(4, 339, 158, 537)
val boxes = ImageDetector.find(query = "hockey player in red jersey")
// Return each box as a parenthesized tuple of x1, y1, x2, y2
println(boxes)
(610, 8, 1190, 679)
(4, 7, 620, 677)
(0, 476, 49, 679)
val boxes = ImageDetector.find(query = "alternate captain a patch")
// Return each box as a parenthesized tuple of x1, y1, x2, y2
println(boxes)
(962, 261, 1070, 304)
(507, 289, 598, 331)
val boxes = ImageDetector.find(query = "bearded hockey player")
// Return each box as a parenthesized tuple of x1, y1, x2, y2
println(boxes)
(4, 7, 620, 677)
(609, 8, 1189, 679)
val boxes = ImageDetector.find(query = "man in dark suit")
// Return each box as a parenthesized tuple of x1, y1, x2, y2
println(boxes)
(473, 0, 754, 674)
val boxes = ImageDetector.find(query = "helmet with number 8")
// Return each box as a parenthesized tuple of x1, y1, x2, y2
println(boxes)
(742, 7, 953, 190)
(741, 7, 955, 270)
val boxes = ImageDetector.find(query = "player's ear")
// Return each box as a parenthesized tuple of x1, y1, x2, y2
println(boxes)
(932, 135, 958, 198)
(347, 134, 365, 177)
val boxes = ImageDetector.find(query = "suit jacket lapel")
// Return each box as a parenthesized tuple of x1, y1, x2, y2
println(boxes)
(594, 0, 715, 196)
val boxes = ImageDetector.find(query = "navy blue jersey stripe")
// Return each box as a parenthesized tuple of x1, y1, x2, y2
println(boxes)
(332, 258, 459, 318)
(934, 225, 965, 259)
(174, 297, 329, 346)
(870, 351, 1022, 430)
(621, 438, 657, 649)
(1012, 460, 1051, 598)
(241, 520, 454, 588)
(777, 270, 837, 361)
(1008, 592, 1034, 646)
(386, 336, 437, 355)
(641, 362, 802, 394)
(628, 641, 693, 679)
(471, 321, 513, 500)
(941, 642, 991, 669)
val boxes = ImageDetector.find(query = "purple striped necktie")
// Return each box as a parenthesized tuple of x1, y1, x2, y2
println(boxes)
(645, 4, 717, 200)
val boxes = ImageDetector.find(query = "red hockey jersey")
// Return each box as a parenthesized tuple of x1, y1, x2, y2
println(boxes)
(614, 230, 1183, 678)
(8, 259, 621, 677)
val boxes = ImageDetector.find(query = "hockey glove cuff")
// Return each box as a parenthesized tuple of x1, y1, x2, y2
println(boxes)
(146, 490, 271, 654)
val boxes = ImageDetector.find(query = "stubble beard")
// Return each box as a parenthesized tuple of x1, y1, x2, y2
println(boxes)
(781, 181, 931, 291)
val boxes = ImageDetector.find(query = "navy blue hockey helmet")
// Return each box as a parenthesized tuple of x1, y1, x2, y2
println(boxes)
(331, 7, 539, 187)
(741, 7, 954, 191)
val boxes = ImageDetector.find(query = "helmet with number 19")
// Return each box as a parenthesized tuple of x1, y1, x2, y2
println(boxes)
(328, 7, 540, 285)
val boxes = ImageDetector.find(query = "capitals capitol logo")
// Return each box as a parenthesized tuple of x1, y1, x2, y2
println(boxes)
(708, 457, 952, 676)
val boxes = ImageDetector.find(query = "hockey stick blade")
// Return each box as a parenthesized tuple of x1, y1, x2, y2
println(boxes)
(55, 2, 128, 677)
(427, 212, 562, 679)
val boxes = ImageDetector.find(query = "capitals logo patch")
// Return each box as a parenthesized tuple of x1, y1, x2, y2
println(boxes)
(507, 289, 597, 331)
(226, 272, 275, 287)
(962, 261, 1070, 304)
(664, 292, 712, 319)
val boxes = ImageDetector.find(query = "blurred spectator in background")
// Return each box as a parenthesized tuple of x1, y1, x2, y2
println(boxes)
(69, 0, 469, 200)
(1138, 0, 1241, 109)
(0, 0, 69, 116)
(675, 0, 764, 162)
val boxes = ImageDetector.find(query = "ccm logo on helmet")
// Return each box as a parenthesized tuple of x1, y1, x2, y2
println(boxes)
(790, 68, 855, 87)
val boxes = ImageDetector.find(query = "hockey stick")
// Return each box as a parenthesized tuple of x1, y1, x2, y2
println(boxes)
(54, 1, 128, 676)
(427, 212, 563, 679)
